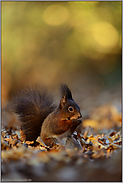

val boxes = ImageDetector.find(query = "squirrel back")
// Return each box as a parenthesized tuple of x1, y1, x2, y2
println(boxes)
(12, 86, 56, 142)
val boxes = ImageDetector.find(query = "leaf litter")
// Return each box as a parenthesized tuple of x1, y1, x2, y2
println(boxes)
(1, 104, 122, 181)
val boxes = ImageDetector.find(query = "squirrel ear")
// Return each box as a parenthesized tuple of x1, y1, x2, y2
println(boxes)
(60, 84, 73, 100)
(59, 95, 67, 109)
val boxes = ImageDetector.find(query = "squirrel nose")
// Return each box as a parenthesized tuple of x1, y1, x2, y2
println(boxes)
(78, 112, 82, 118)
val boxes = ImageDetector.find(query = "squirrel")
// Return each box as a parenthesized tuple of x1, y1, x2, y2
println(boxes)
(12, 84, 82, 148)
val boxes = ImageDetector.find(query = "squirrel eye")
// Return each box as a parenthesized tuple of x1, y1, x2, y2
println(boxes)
(68, 106, 74, 112)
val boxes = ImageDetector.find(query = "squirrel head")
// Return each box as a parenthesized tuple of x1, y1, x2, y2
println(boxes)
(59, 84, 82, 120)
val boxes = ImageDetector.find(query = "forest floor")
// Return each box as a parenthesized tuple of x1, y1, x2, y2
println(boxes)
(1, 87, 122, 182)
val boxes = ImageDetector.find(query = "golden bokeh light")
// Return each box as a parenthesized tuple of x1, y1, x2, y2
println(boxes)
(1, 1, 121, 107)
(91, 21, 119, 53)
(43, 5, 69, 26)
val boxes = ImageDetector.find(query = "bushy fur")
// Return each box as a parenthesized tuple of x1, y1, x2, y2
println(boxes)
(12, 86, 56, 141)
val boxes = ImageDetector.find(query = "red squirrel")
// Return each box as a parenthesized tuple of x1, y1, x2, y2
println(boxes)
(13, 84, 82, 148)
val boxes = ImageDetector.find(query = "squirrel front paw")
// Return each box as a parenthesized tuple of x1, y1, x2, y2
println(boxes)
(42, 137, 58, 148)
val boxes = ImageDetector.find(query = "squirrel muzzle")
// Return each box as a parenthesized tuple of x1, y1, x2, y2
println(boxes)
(70, 111, 82, 120)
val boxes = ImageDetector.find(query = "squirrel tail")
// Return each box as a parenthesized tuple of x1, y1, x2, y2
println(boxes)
(12, 86, 56, 142)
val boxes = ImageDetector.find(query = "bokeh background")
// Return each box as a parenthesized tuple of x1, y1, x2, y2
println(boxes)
(1, 1, 122, 117)
(1, 2, 122, 181)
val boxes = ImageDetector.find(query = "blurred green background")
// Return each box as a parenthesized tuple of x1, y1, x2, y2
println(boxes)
(1, 1, 122, 113)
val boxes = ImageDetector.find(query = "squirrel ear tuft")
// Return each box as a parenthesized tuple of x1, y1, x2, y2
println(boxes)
(60, 84, 73, 100)
(59, 84, 73, 109)
(59, 95, 67, 109)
